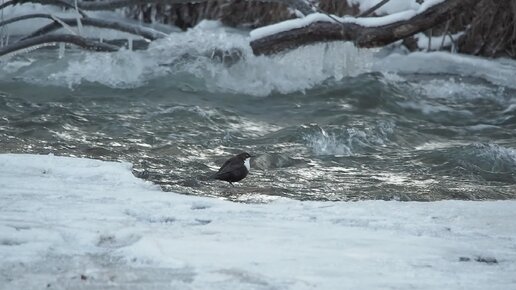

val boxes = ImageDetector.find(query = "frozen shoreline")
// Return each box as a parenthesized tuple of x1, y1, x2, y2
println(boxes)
(1, 153, 515, 289)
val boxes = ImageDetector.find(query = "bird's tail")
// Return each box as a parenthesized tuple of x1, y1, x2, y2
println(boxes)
(209, 172, 220, 180)
(194, 172, 219, 182)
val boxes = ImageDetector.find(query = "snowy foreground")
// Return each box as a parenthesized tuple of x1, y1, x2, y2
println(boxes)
(1, 154, 515, 290)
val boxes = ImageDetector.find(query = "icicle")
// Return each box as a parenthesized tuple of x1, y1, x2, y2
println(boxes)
(0, 11, 9, 48)
(50, 15, 78, 36)
(451, 38, 457, 54)
(151, 5, 157, 24)
(128, 38, 133, 51)
(449, 33, 457, 54)
(427, 29, 432, 52)
(139, 10, 143, 22)
(76, 16, 83, 36)
(73, 0, 83, 36)
(58, 42, 65, 59)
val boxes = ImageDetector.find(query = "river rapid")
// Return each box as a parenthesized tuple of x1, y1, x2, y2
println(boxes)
(1, 21, 515, 202)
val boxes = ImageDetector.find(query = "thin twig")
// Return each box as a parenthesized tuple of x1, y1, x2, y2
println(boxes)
(0, 13, 52, 27)
(358, 0, 391, 17)
(439, 19, 450, 50)
(427, 28, 432, 51)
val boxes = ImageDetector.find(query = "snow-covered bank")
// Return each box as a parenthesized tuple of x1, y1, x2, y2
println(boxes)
(1, 154, 515, 290)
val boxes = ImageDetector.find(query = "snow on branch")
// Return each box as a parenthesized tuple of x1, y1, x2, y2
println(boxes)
(250, 0, 479, 55)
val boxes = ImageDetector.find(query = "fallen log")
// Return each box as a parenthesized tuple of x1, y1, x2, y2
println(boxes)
(250, 0, 480, 55)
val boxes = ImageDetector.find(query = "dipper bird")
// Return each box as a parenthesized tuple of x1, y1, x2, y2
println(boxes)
(212, 152, 252, 186)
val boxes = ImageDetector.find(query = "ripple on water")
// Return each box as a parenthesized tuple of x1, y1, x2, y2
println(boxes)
(418, 143, 516, 184)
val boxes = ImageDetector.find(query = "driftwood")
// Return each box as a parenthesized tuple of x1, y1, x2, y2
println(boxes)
(250, 0, 480, 55)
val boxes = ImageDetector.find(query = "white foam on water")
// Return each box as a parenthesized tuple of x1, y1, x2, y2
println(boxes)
(417, 78, 505, 102)
(415, 141, 469, 151)
(3, 16, 516, 98)
(222, 41, 374, 95)
(2, 20, 375, 94)
(397, 100, 474, 117)
(306, 129, 353, 156)
(468, 143, 516, 170)
(0, 58, 34, 73)
(373, 172, 410, 185)
(375, 51, 516, 90)
(149, 21, 375, 96)
(305, 121, 395, 156)
(48, 49, 166, 88)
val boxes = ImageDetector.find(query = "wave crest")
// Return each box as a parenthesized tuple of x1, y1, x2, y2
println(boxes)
(304, 121, 396, 156)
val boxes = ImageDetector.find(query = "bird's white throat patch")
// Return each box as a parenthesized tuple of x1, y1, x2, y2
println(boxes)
(244, 158, 250, 171)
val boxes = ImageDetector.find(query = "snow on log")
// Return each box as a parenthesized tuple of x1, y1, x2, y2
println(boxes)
(250, 0, 478, 55)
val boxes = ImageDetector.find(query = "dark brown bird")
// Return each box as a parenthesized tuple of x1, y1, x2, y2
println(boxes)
(212, 152, 252, 186)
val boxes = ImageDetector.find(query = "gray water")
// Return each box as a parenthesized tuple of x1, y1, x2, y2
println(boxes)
(1, 27, 516, 202)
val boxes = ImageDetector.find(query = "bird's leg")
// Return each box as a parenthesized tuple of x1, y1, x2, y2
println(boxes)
(229, 182, 234, 187)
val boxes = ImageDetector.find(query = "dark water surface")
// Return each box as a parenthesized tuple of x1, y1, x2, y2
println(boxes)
(1, 39, 516, 202)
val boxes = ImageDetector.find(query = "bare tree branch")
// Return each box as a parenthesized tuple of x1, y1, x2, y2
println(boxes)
(79, 0, 315, 15)
(5, 14, 168, 41)
(0, 13, 53, 27)
(0, 34, 119, 57)
(439, 20, 451, 50)
(1, 0, 314, 15)
(0, 0, 88, 17)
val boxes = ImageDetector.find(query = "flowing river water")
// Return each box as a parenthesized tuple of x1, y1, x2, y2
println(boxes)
(1, 22, 515, 202)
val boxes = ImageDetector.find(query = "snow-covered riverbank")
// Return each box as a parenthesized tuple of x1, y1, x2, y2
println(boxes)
(1, 153, 515, 289)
